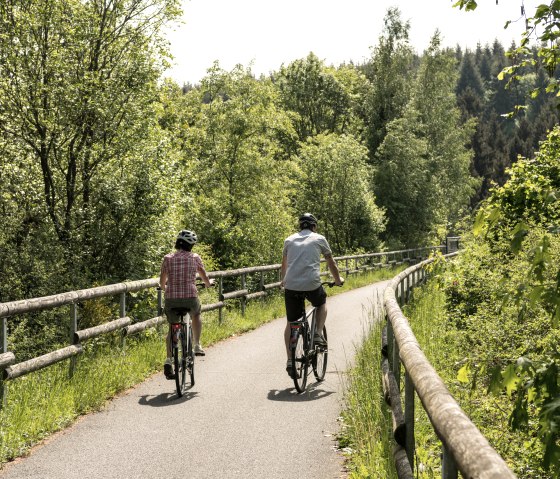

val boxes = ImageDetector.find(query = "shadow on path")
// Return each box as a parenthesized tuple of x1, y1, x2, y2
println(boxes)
(267, 384, 334, 402)
(138, 389, 199, 407)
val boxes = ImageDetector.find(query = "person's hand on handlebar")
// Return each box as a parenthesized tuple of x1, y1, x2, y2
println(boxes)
(334, 277, 345, 287)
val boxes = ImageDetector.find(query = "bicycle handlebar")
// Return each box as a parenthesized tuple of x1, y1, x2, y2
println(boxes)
(321, 279, 345, 288)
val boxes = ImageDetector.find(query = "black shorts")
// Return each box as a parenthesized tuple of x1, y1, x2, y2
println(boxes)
(284, 286, 327, 322)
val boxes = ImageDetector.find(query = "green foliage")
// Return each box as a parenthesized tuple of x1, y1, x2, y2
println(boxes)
(295, 133, 385, 253)
(172, 64, 298, 268)
(408, 275, 553, 478)
(274, 53, 366, 142)
(375, 33, 477, 247)
(362, 7, 415, 155)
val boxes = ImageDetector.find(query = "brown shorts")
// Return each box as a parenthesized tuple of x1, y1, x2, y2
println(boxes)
(164, 297, 201, 324)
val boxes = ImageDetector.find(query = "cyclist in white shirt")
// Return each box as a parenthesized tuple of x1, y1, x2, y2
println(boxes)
(280, 213, 343, 376)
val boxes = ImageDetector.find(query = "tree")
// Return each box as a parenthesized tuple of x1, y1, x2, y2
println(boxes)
(296, 133, 385, 253)
(273, 53, 364, 142)
(0, 0, 181, 284)
(362, 7, 415, 157)
(177, 64, 297, 268)
(374, 109, 432, 247)
(375, 33, 477, 247)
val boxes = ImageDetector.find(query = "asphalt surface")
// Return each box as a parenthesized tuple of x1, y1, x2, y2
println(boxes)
(0, 282, 387, 479)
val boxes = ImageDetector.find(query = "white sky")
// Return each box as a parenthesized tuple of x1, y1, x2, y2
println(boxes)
(163, 0, 541, 85)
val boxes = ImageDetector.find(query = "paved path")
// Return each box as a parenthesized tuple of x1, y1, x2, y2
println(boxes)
(0, 282, 387, 479)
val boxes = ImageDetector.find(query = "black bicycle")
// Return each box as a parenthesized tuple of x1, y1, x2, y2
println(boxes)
(289, 281, 340, 393)
(170, 307, 195, 397)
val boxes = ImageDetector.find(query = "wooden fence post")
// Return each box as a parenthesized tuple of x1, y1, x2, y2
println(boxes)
(0, 317, 7, 406)
(120, 292, 126, 349)
(259, 272, 264, 303)
(241, 274, 246, 316)
(218, 278, 224, 323)
(392, 331, 401, 388)
(405, 371, 415, 468)
(69, 303, 78, 378)
(442, 444, 458, 479)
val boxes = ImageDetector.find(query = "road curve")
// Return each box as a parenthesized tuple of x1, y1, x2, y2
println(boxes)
(0, 282, 387, 479)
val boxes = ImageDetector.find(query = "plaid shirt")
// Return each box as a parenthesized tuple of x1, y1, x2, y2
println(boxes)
(161, 250, 204, 299)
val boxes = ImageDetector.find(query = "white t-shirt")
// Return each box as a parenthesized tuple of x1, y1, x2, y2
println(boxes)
(282, 229, 332, 291)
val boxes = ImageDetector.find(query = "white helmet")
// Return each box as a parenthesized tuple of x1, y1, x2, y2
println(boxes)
(176, 229, 197, 245)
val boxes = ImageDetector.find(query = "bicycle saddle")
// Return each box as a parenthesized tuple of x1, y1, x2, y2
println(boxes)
(170, 307, 191, 316)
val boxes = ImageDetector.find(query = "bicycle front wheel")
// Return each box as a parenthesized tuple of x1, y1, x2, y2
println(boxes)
(291, 328, 308, 393)
(174, 331, 187, 397)
(312, 326, 328, 381)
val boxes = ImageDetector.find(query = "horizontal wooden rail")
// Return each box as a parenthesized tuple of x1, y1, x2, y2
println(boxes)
(74, 317, 132, 343)
(3, 345, 83, 380)
(0, 352, 15, 369)
(0, 279, 159, 318)
(201, 301, 225, 313)
(219, 290, 249, 301)
(262, 282, 282, 291)
(124, 316, 166, 336)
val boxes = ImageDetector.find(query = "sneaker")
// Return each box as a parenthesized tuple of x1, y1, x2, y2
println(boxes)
(286, 359, 299, 379)
(313, 333, 327, 347)
(164, 362, 175, 380)
(194, 344, 205, 356)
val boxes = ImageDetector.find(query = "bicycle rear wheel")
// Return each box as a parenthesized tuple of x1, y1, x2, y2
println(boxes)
(291, 328, 308, 393)
(186, 325, 195, 387)
(312, 326, 328, 381)
(174, 330, 186, 397)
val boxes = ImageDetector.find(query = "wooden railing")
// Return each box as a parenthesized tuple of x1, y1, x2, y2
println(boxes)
(381, 251, 516, 479)
(0, 245, 444, 405)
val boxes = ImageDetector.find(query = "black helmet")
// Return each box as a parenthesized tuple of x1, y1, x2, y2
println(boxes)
(299, 213, 318, 230)
(176, 229, 197, 245)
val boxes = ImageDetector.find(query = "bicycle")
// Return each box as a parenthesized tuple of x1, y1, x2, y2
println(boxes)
(288, 281, 341, 393)
(169, 306, 195, 397)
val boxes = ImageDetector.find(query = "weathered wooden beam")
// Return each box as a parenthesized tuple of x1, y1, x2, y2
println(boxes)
(0, 279, 159, 318)
(393, 444, 414, 479)
(262, 282, 281, 291)
(124, 316, 166, 336)
(0, 352, 15, 369)
(74, 317, 132, 343)
(246, 291, 266, 300)
(219, 290, 249, 301)
(201, 301, 225, 312)
(381, 357, 406, 446)
(381, 325, 388, 358)
(4, 345, 83, 380)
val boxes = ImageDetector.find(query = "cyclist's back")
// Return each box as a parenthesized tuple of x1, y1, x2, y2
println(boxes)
(282, 228, 330, 291)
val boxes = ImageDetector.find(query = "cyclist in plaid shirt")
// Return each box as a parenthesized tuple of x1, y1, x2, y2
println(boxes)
(160, 229, 213, 379)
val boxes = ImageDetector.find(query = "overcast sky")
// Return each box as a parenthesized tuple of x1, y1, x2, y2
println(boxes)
(163, 0, 540, 85)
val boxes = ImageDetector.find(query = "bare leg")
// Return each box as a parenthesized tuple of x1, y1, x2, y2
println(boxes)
(284, 322, 291, 359)
(315, 303, 327, 335)
(166, 326, 172, 359)
(192, 312, 202, 345)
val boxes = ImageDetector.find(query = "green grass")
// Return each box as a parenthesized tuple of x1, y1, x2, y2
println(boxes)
(337, 293, 398, 479)
(0, 265, 404, 467)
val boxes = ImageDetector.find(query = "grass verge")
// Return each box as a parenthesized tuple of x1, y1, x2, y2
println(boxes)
(337, 291, 398, 478)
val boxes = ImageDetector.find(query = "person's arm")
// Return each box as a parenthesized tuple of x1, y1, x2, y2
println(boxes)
(280, 254, 287, 288)
(325, 254, 344, 286)
(159, 259, 168, 290)
(197, 266, 214, 288)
